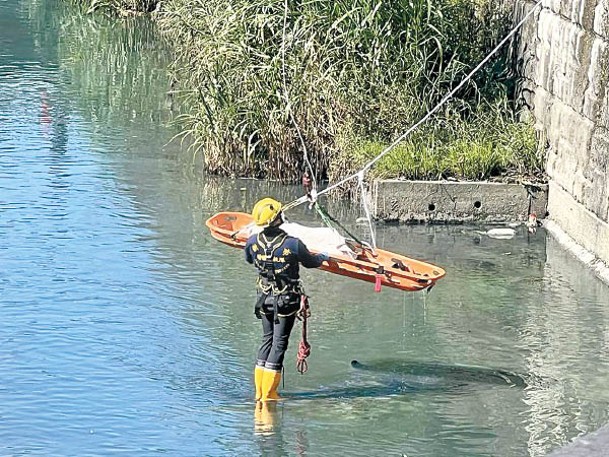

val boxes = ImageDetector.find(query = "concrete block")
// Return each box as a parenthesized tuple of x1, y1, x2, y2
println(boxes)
(583, 39, 609, 120)
(604, 187, 609, 221)
(548, 99, 595, 160)
(531, 86, 555, 129)
(582, 167, 608, 216)
(550, 25, 592, 110)
(589, 128, 609, 216)
(518, 78, 538, 112)
(372, 180, 548, 224)
(571, 169, 593, 203)
(598, 70, 609, 127)
(549, 137, 581, 190)
(514, 3, 541, 85)
(590, 127, 609, 170)
(547, 0, 561, 15)
(594, 0, 609, 39)
(567, 0, 596, 29)
(535, 9, 559, 89)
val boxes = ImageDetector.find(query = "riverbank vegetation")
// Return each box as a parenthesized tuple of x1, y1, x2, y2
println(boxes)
(76, 0, 158, 15)
(69, 0, 545, 184)
(58, 12, 174, 128)
(28, 0, 179, 155)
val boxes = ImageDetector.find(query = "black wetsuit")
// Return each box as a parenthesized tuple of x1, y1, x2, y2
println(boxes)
(245, 226, 323, 371)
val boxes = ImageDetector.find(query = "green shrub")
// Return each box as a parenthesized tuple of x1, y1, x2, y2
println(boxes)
(332, 110, 538, 182)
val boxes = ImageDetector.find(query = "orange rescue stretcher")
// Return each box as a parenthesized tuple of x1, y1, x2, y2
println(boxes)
(206, 212, 446, 292)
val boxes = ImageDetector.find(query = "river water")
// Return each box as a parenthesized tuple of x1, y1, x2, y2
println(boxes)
(2, 2, 609, 456)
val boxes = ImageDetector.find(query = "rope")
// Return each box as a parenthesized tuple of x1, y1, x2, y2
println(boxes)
(283, 0, 545, 211)
(296, 295, 311, 374)
(282, 0, 317, 192)
(357, 171, 377, 250)
(314, 203, 364, 246)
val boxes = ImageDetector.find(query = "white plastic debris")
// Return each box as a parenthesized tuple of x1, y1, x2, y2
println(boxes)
(477, 228, 517, 239)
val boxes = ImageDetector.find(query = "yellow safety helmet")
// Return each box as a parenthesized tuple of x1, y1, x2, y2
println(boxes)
(252, 198, 283, 227)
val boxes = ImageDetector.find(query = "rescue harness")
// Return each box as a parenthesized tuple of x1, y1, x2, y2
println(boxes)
(253, 231, 302, 323)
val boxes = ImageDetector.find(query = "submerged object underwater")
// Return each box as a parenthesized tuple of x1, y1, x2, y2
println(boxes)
(285, 360, 536, 401)
(350, 359, 529, 388)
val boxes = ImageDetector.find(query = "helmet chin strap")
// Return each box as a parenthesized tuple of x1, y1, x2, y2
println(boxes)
(268, 212, 285, 228)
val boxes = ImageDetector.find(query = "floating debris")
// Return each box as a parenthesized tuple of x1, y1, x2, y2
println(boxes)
(477, 228, 517, 239)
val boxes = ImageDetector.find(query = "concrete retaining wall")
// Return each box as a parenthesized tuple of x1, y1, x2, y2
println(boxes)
(513, 0, 609, 267)
(372, 180, 547, 224)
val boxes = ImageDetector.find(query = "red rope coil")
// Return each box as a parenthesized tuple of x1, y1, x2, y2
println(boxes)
(296, 295, 311, 374)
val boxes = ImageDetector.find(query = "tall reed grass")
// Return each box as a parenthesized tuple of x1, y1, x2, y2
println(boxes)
(155, 0, 540, 182)
(70, 0, 543, 183)
(71, 0, 157, 15)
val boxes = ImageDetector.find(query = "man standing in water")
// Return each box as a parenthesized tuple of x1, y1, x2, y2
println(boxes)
(245, 197, 328, 402)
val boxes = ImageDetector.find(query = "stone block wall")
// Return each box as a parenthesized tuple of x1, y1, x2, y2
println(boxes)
(514, 0, 609, 266)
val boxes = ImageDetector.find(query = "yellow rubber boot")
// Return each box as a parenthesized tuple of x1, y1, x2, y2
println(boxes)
(254, 366, 264, 401)
(261, 369, 282, 402)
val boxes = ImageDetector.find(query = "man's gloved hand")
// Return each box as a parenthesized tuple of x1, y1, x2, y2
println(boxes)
(319, 252, 330, 261)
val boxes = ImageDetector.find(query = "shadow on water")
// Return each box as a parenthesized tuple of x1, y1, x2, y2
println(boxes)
(350, 359, 531, 387)
(285, 359, 534, 401)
